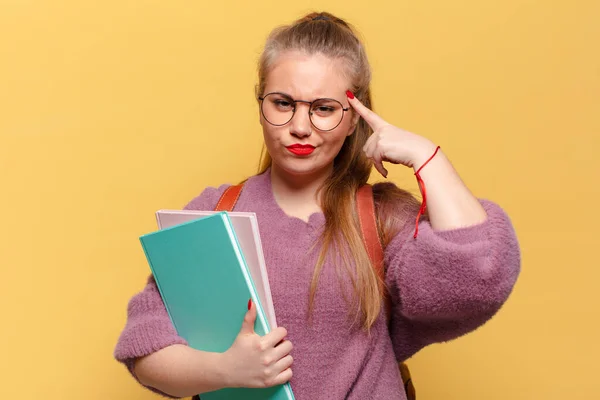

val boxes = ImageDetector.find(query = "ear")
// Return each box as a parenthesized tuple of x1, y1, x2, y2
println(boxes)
(352, 110, 360, 127)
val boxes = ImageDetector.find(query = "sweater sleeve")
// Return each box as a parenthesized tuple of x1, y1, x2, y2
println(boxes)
(113, 183, 231, 396)
(113, 275, 187, 398)
(384, 199, 521, 361)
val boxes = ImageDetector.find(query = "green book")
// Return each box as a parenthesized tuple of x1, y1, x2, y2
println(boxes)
(139, 211, 295, 400)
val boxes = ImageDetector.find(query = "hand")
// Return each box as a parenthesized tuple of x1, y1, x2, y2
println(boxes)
(220, 300, 293, 389)
(347, 93, 438, 178)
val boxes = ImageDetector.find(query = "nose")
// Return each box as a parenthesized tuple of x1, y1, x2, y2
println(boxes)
(289, 103, 312, 138)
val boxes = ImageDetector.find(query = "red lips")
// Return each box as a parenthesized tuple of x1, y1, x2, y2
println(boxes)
(286, 144, 315, 156)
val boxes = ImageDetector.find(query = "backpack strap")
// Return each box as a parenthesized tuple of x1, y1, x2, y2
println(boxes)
(356, 185, 392, 321)
(214, 184, 244, 212)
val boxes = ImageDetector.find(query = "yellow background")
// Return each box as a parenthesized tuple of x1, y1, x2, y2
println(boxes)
(1, 0, 598, 399)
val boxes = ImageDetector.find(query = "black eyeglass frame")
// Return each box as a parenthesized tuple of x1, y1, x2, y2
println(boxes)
(258, 92, 350, 132)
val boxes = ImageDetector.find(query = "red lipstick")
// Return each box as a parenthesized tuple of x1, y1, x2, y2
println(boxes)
(286, 144, 315, 156)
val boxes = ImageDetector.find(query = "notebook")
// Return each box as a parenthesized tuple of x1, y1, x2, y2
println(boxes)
(139, 212, 295, 400)
(156, 209, 277, 329)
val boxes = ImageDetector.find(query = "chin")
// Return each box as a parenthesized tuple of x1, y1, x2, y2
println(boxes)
(273, 157, 329, 177)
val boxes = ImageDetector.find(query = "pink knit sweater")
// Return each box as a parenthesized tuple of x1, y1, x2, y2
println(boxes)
(114, 169, 521, 399)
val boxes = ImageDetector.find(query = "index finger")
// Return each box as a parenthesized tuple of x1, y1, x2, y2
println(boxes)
(346, 90, 387, 130)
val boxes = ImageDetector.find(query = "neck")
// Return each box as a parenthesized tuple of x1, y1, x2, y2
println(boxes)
(269, 163, 332, 208)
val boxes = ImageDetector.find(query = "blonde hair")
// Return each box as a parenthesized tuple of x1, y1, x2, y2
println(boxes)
(255, 12, 417, 330)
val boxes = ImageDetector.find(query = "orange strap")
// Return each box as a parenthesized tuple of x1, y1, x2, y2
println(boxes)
(214, 184, 244, 212)
(356, 185, 391, 320)
(356, 186, 384, 272)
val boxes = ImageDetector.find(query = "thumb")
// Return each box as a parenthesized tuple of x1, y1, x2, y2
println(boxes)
(239, 298, 257, 335)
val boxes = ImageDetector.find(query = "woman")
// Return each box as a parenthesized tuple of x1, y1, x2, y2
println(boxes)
(114, 11, 520, 400)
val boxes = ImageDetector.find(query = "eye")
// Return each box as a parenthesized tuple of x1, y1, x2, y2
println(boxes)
(312, 101, 339, 116)
(274, 99, 293, 109)
(269, 95, 295, 112)
(315, 106, 335, 113)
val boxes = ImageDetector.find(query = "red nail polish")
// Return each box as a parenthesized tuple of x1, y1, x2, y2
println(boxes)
(345, 90, 354, 99)
(248, 298, 252, 310)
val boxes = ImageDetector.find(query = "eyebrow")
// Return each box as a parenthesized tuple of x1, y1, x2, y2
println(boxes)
(271, 91, 341, 102)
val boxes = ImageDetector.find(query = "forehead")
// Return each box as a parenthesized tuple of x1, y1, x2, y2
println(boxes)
(264, 50, 350, 99)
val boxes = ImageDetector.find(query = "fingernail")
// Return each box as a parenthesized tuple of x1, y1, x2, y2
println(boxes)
(345, 90, 354, 99)
(248, 298, 252, 310)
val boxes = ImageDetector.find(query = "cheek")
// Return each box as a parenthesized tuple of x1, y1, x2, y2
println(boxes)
(261, 124, 281, 148)
(322, 129, 352, 152)
(324, 116, 356, 151)
(330, 118, 355, 140)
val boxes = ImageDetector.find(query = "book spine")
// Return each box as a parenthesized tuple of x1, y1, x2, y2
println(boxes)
(220, 213, 271, 334)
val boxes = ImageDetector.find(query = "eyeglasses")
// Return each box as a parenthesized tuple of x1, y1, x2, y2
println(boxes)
(258, 92, 350, 132)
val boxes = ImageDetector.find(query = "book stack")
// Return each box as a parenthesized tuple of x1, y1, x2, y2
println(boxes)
(139, 210, 295, 400)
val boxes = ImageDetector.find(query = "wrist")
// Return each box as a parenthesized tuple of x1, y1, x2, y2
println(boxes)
(214, 351, 234, 388)
(411, 140, 440, 172)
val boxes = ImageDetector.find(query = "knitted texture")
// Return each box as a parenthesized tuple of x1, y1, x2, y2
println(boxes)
(114, 169, 521, 399)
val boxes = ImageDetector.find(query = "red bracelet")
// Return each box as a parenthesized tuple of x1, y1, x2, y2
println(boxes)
(413, 145, 441, 238)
